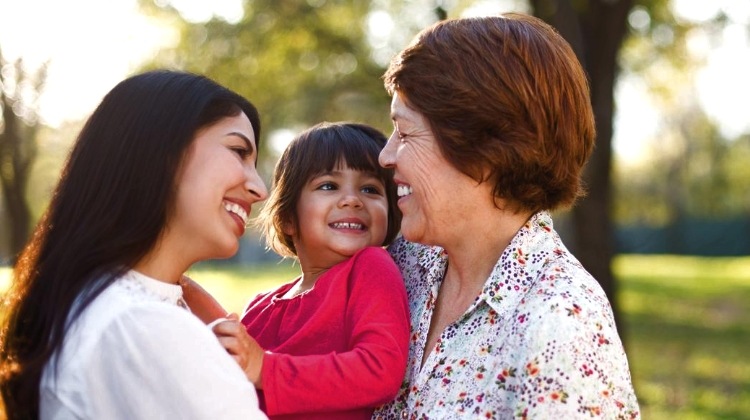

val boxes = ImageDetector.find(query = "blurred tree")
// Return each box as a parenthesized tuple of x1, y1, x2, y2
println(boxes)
(614, 2, 747, 226)
(0, 48, 46, 263)
(524, 0, 634, 330)
(138, 0, 393, 176)
(615, 101, 750, 226)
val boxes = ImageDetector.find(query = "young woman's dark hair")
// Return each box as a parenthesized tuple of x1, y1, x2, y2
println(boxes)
(258, 122, 401, 257)
(0, 70, 260, 418)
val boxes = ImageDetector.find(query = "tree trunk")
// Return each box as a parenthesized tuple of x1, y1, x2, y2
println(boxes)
(531, 0, 634, 334)
(0, 55, 39, 263)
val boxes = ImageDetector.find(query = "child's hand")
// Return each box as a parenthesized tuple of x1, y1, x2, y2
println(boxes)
(210, 313, 264, 388)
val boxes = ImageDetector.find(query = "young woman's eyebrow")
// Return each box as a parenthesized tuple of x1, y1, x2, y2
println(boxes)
(227, 132, 253, 149)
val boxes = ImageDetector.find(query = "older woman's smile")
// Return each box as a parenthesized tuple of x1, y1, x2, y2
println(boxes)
(397, 184, 413, 197)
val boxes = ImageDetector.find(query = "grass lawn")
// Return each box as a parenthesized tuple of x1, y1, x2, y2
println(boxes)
(614, 255, 750, 419)
(1, 255, 748, 419)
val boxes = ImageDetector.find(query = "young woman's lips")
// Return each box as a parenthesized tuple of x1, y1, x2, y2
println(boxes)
(223, 199, 250, 235)
(228, 213, 246, 235)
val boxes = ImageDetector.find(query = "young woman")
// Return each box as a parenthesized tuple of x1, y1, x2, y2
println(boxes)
(186, 122, 410, 419)
(0, 70, 269, 419)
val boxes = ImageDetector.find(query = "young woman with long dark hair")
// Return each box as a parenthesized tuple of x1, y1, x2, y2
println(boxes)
(0, 70, 268, 419)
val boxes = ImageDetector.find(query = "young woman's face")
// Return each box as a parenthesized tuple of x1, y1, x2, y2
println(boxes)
(168, 112, 267, 264)
(287, 163, 389, 271)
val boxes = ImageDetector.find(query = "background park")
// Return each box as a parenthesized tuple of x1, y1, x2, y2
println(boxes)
(1, 0, 749, 418)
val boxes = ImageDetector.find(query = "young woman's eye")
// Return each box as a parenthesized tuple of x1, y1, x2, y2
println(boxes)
(230, 146, 252, 159)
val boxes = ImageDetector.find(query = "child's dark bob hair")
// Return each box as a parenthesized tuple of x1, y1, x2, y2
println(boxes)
(258, 121, 401, 257)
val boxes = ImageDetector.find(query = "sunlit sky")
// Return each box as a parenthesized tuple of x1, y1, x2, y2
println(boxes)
(1, 0, 748, 164)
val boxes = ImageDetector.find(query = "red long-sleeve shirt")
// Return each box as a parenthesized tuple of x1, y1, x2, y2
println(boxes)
(241, 247, 410, 420)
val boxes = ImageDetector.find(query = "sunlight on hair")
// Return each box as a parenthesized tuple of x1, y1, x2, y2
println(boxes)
(0, 267, 10, 293)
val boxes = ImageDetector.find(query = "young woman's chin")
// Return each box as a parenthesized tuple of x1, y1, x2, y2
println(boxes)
(203, 239, 240, 261)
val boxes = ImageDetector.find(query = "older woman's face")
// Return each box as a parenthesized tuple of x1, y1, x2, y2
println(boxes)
(380, 92, 486, 247)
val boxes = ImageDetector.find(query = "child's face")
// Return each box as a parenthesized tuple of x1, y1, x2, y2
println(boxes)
(288, 163, 389, 270)
(167, 112, 267, 265)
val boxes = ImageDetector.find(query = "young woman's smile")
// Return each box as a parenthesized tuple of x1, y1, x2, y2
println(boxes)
(168, 112, 267, 265)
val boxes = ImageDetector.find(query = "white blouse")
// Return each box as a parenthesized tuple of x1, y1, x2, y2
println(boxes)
(40, 270, 266, 419)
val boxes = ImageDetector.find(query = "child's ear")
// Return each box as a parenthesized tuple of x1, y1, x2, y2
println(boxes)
(282, 220, 296, 236)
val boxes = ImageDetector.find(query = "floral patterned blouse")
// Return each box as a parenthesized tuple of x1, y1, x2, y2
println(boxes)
(373, 211, 640, 419)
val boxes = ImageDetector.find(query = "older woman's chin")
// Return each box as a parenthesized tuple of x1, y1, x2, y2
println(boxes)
(398, 225, 430, 246)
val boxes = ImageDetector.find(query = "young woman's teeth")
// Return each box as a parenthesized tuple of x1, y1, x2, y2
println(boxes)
(331, 222, 364, 230)
(397, 185, 413, 197)
(224, 202, 248, 225)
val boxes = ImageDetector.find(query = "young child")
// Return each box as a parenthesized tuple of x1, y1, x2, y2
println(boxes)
(188, 122, 409, 419)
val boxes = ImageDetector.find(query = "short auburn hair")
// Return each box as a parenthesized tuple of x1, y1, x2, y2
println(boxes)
(384, 13, 595, 212)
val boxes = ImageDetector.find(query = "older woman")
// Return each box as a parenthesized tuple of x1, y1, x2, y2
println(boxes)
(373, 13, 639, 419)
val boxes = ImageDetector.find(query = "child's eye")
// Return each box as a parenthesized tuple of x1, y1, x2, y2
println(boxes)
(361, 185, 383, 195)
(316, 182, 336, 191)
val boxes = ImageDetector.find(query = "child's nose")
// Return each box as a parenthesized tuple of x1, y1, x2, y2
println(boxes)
(338, 192, 363, 208)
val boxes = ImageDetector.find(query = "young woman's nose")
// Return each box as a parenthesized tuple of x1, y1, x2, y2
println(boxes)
(245, 166, 268, 202)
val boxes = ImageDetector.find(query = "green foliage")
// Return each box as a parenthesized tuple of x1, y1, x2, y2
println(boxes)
(25, 122, 81, 222)
(613, 1, 750, 226)
(625, 0, 699, 80)
(614, 109, 750, 225)
(140, 0, 393, 170)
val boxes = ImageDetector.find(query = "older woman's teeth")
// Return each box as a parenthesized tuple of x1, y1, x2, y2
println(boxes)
(397, 185, 413, 197)
(224, 202, 248, 225)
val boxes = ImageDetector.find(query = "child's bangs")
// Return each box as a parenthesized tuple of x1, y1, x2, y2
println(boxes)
(309, 129, 385, 179)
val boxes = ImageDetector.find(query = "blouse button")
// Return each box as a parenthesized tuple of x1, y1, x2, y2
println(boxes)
(400, 410, 408, 420)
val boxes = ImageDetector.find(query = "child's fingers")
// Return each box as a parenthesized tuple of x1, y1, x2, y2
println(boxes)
(210, 318, 243, 335)
(217, 336, 250, 370)
(207, 320, 263, 384)
(206, 317, 232, 331)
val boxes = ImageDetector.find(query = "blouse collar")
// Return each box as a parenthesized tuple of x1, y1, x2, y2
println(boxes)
(124, 270, 184, 306)
(415, 211, 557, 315)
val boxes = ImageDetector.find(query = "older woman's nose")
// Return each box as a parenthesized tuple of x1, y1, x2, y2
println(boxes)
(379, 131, 398, 168)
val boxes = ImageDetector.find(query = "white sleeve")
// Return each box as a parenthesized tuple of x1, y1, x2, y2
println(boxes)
(84, 303, 266, 420)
